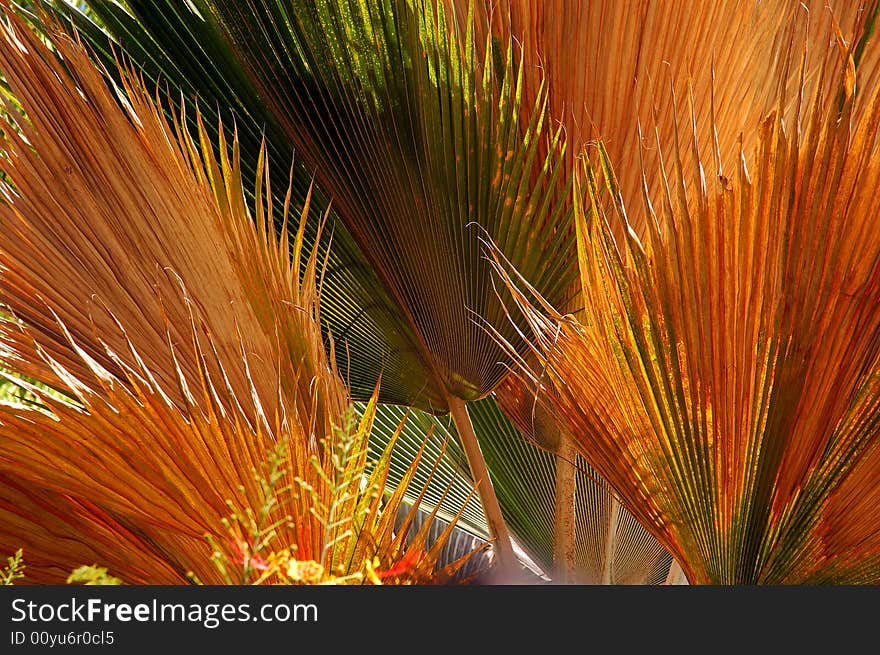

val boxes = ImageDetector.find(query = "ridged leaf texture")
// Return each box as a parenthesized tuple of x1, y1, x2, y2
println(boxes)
(496, 8, 880, 584)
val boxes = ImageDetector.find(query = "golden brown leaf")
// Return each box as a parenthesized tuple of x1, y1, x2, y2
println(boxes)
(495, 9, 880, 584)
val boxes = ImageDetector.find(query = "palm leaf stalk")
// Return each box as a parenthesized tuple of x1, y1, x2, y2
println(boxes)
(493, 376, 675, 584)
(368, 391, 675, 584)
(492, 376, 581, 583)
(552, 436, 577, 582)
(496, 377, 581, 582)
(493, 13, 880, 584)
(0, 12, 479, 584)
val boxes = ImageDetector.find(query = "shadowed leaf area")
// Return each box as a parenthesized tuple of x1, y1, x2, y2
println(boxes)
(51, 0, 577, 410)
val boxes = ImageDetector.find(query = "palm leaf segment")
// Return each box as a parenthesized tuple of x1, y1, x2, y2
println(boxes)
(198, 0, 575, 408)
(464, 0, 880, 239)
(500, 10, 880, 584)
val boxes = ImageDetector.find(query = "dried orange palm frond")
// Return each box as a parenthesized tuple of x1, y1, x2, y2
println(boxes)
(0, 472, 187, 583)
(0, 12, 478, 585)
(495, 16, 880, 584)
(0, 10, 346, 440)
(458, 0, 880, 240)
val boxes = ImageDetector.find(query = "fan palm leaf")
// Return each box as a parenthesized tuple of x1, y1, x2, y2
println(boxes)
(494, 11, 880, 584)
(0, 12, 478, 584)
(458, 0, 880, 240)
(193, 0, 576, 404)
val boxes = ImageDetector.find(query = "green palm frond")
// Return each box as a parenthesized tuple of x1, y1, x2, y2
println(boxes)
(194, 0, 575, 408)
(49, 0, 577, 411)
